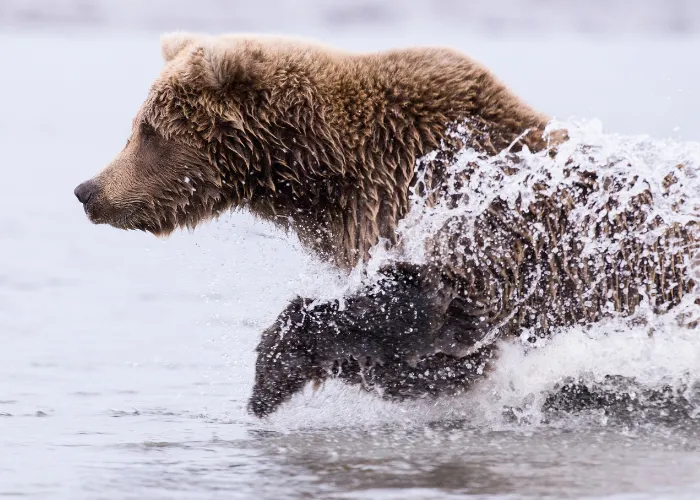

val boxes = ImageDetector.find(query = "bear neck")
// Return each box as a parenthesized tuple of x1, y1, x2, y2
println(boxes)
(234, 165, 396, 270)
(216, 125, 550, 272)
(219, 118, 550, 272)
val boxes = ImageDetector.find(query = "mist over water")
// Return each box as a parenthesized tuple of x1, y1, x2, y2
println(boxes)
(1, 33, 700, 499)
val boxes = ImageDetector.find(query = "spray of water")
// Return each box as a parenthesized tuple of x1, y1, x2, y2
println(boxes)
(267, 120, 700, 430)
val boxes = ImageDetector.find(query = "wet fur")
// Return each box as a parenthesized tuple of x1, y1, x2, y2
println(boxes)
(250, 135, 697, 416)
(76, 35, 698, 417)
(82, 34, 550, 267)
(249, 264, 497, 417)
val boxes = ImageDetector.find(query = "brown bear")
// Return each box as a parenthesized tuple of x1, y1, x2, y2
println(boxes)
(75, 34, 698, 417)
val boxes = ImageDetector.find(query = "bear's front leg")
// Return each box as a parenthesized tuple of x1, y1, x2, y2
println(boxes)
(247, 297, 326, 417)
(248, 264, 497, 417)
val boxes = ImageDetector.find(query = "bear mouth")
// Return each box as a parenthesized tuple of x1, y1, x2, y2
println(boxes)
(81, 200, 102, 223)
(83, 201, 141, 231)
(83, 199, 181, 238)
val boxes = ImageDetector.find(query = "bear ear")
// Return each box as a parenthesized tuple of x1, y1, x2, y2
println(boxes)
(200, 42, 273, 90)
(161, 32, 200, 62)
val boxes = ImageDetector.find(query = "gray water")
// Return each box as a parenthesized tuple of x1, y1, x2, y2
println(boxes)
(2, 33, 700, 499)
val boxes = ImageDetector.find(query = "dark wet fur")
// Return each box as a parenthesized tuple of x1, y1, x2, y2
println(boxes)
(538, 376, 700, 426)
(249, 264, 497, 417)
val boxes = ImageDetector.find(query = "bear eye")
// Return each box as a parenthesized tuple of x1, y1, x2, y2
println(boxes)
(139, 122, 157, 140)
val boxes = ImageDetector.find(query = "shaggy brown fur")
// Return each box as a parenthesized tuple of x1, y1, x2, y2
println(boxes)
(76, 33, 551, 268)
(417, 131, 698, 337)
(74, 35, 698, 416)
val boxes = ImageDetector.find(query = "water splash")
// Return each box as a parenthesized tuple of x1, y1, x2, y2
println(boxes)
(371, 119, 700, 266)
(273, 120, 700, 429)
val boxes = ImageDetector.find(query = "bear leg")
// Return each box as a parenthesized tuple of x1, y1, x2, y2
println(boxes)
(248, 264, 497, 417)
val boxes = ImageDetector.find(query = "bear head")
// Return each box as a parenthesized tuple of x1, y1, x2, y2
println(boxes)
(74, 33, 347, 239)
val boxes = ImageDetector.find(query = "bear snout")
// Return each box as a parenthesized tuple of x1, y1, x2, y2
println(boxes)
(74, 179, 109, 222)
(74, 179, 98, 206)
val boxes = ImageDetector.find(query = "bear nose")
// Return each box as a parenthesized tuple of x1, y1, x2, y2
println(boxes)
(74, 180, 97, 204)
